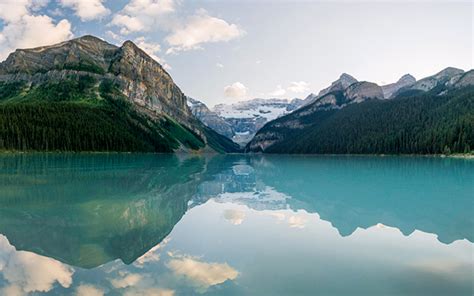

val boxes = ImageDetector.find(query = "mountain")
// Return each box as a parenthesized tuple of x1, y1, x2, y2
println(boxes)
(187, 97, 235, 139)
(381, 74, 416, 99)
(188, 97, 303, 145)
(247, 68, 474, 154)
(0, 35, 240, 153)
(398, 67, 465, 94)
(302, 73, 358, 106)
(211, 98, 304, 144)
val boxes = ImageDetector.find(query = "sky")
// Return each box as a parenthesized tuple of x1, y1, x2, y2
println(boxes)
(0, 0, 472, 107)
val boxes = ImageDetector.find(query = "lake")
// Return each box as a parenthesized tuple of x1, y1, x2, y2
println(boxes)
(0, 154, 472, 295)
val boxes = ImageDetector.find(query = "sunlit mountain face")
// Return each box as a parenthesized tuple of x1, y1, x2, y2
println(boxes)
(0, 154, 472, 295)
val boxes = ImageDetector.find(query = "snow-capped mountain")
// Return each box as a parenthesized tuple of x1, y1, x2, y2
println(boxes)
(187, 97, 303, 145)
(213, 98, 303, 144)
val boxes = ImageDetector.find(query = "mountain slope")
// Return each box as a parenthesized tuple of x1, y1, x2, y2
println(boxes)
(302, 73, 358, 106)
(187, 97, 234, 139)
(0, 36, 240, 153)
(247, 70, 474, 154)
(381, 74, 416, 99)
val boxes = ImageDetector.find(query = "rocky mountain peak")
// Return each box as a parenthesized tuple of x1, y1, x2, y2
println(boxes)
(381, 74, 416, 99)
(434, 67, 464, 79)
(398, 74, 416, 84)
(317, 73, 358, 97)
(339, 73, 358, 84)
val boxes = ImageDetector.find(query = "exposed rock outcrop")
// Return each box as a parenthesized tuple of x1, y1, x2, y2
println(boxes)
(381, 74, 416, 99)
(187, 97, 234, 139)
(344, 81, 384, 103)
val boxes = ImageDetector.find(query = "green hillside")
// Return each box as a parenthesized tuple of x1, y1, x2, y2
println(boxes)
(248, 87, 474, 154)
(0, 76, 238, 153)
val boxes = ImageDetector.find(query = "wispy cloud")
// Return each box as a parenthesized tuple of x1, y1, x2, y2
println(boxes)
(59, 0, 110, 21)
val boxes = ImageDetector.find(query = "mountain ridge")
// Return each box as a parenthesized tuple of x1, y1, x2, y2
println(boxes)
(0, 35, 240, 153)
(246, 67, 474, 154)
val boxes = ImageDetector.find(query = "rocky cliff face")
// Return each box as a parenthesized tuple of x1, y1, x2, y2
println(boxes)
(0, 35, 117, 75)
(407, 67, 465, 93)
(187, 97, 234, 139)
(303, 73, 358, 106)
(381, 74, 416, 99)
(451, 70, 474, 88)
(344, 81, 384, 103)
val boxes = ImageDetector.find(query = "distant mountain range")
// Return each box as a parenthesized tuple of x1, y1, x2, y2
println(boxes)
(188, 97, 303, 144)
(0, 35, 239, 153)
(247, 67, 474, 154)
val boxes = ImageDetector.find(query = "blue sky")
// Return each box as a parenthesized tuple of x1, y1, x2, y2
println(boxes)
(0, 0, 472, 107)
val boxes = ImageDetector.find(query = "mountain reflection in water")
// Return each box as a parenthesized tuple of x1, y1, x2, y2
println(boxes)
(0, 154, 472, 295)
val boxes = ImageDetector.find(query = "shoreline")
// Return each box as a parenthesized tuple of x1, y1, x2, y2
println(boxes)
(0, 150, 472, 159)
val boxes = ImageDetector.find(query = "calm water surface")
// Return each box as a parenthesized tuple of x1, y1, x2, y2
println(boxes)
(0, 154, 472, 295)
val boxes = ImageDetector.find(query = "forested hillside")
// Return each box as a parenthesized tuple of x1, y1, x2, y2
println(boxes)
(247, 87, 474, 154)
(0, 36, 241, 153)
(0, 77, 209, 152)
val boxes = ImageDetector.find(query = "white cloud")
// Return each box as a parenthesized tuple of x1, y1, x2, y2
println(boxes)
(110, 0, 176, 34)
(0, 14, 72, 60)
(105, 30, 123, 42)
(0, 0, 37, 22)
(288, 81, 310, 93)
(0, 0, 73, 60)
(288, 215, 307, 229)
(59, 0, 110, 21)
(167, 255, 239, 292)
(223, 209, 245, 225)
(110, 3, 243, 54)
(110, 273, 143, 289)
(267, 81, 310, 98)
(76, 284, 104, 296)
(134, 238, 170, 268)
(123, 288, 175, 296)
(122, 0, 175, 16)
(110, 14, 145, 35)
(224, 82, 248, 99)
(269, 85, 286, 97)
(166, 9, 245, 53)
(0, 235, 74, 295)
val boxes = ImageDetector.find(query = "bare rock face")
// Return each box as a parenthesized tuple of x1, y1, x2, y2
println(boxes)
(187, 97, 234, 139)
(410, 67, 465, 92)
(0, 35, 117, 75)
(318, 73, 358, 97)
(450, 70, 474, 88)
(381, 74, 416, 99)
(108, 40, 193, 127)
(303, 73, 357, 106)
(344, 81, 384, 103)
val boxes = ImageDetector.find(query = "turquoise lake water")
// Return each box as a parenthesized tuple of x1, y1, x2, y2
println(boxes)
(0, 154, 472, 295)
